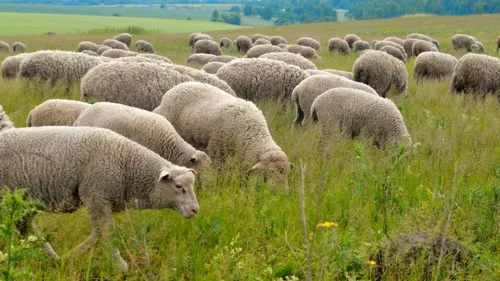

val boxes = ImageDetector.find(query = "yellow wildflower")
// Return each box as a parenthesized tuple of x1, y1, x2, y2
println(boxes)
(368, 260, 376, 265)
(28, 235, 38, 242)
(316, 222, 338, 229)
(402, 133, 410, 139)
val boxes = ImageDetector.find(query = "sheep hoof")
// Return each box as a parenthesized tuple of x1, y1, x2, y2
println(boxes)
(43, 242, 60, 262)
(113, 249, 129, 272)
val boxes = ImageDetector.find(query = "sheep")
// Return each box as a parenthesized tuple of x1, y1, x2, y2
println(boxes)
(412, 40, 436, 57)
(113, 33, 132, 47)
(101, 49, 138, 59)
(322, 69, 354, 80)
(380, 45, 406, 62)
(0, 126, 199, 271)
(188, 32, 201, 47)
(407, 33, 433, 43)
(432, 39, 440, 50)
(135, 40, 156, 54)
(370, 40, 379, 48)
(187, 54, 216, 66)
(103, 39, 129, 50)
(470, 42, 486, 53)
(497, 36, 500, 52)
(12, 42, 27, 53)
(216, 58, 309, 102)
(235, 36, 253, 53)
(81, 61, 194, 111)
(251, 34, 270, 43)
(193, 34, 214, 45)
(352, 41, 370, 52)
(220, 37, 233, 48)
(304, 69, 334, 76)
(452, 34, 485, 52)
(153, 82, 293, 188)
(328, 38, 350, 54)
(403, 38, 418, 57)
(165, 64, 235, 95)
(246, 45, 287, 58)
(78, 41, 99, 53)
(74, 102, 211, 170)
(97, 45, 111, 55)
(371, 232, 473, 281)
(384, 37, 405, 46)
(138, 53, 172, 64)
(297, 37, 320, 51)
(260, 52, 317, 70)
(353, 50, 408, 97)
(26, 99, 90, 127)
(0, 41, 10, 52)
(201, 62, 226, 74)
(270, 36, 288, 46)
(254, 38, 272, 45)
(344, 34, 361, 49)
(0, 104, 14, 132)
(292, 74, 378, 126)
(82, 50, 98, 56)
(278, 43, 288, 49)
(414, 52, 458, 81)
(374, 41, 407, 58)
(194, 39, 222, 55)
(286, 44, 319, 59)
(115, 56, 168, 65)
(451, 53, 500, 96)
(1, 53, 29, 80)
(19, 50, 104, 84)
(209, 55, 237, 63)
(311, 87, 410, 147)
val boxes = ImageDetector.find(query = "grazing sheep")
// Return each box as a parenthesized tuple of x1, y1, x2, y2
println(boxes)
(1, 53, 29, 80)
(188, 32, 201, 47)
(254, 38, 272, 45)
(497, 36, 500, 52)
(246, 45, 287, 58)
(270, 36, 288, 46)
(384, 37, 405, 46)
(101, 49, 138, 59)
(451, 53, 500, 96)
(344, 34, 361, 48)
(414, 52, 458, 81)
(374, 41, 407, 58)
(286, 44, 319, 59)
(352, 41, 370, 52)
(0, 126, 199, 271)
(452, 34, 485, 52)
(115, 56, 168, 65)
(113, 33, 132, 47)
(304, 69, 334, 76)
(97, 45, 111, 55)
(235, 36, 253, 53)
(220, 37, 232, 48)
(153, 82, 293, 188)
(292, 74, 378, 126)
(209, 55, 237, 63)
(297, 37, 320, 50)
(371, 40, 379, 48)
(81, 61, 193, 111)
(470, 42, 486, 53)
(0, 41, 10, 52)
(78, 41, 99, 53)
(166, 64, 235, 95)
(194, 39, 222, 55)
(278, 43, 288, 49)
(135, 40, 156, 54)
(403, 38, 418, 57)
(311, 87, 409, 147)
(380, 45, 406, 62)
(431, 39, 440, 50)
(26, 99, 90, 127)
(74, 102, 211, 169)
(12, 42, 27, 53)
(412, 40, 436, 57)
(371, 232, 473, 281)
(103, 39, 129, 50)
(201, 62, 226, 74)
(82, 50, 98, 56)
(407, 33, 433, 43)
(139, 53, 172, 64)
(251, 34, 271, 43)
(322, 69, 354, 80)
(0, 105, 14, 132)
(193, 34, 214, 46)
(260, 52, 317, 70)
(216, 58, 308, 102)
(353, 50, 408, 97)
(328, 38, 350, 54)
(19, 50, 104, 84)
(187, 53, 216, 66)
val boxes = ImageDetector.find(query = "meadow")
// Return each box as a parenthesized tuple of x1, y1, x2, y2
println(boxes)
(0, 13, 499, 280)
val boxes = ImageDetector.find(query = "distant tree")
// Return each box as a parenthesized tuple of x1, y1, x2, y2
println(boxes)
(221, 13, 241, 25)
(229, 5, 241, 13)
(300, 14, 312, 23)
(211, 9, 219, 22)
(243, 4, 253, 16)
(260, 6, 273, 20)
(472, 2, 486, 14)
(274, 12, 296, 26)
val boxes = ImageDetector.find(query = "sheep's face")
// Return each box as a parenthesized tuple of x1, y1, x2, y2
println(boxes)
(249, 151, 293, 189)
(151, 167, 199, 218)
(186, 151, 212, 170)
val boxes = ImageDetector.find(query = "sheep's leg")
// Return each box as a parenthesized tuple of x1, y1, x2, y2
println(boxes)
(29, 216, 61, 261)
(293, 103, 305, 127)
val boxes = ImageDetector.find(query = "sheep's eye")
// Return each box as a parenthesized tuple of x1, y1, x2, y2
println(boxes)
(175, 184, 183, 189)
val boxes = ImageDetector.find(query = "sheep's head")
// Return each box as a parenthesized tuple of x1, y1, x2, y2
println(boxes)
(186, 150, 212, 170)
(151, 167, 199, 218)
(248, 150, 293, 189)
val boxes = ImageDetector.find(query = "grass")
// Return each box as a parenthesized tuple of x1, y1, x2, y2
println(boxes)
(0, 13, 499, 280)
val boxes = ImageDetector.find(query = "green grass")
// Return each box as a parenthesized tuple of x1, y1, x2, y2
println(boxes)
(0, 13, 499, 281)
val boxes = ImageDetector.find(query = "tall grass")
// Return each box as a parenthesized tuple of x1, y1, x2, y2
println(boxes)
(0, 13, 499, 280)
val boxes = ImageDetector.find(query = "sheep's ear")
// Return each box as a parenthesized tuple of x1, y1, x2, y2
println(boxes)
(247, 162, 264, 174)
(158, 170, 171, 182)
(290, 163, 294, 170)
(189, 155, 198, 164)
(188, 169, 197, 175)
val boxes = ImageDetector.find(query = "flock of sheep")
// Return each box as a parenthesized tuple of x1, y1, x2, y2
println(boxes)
(0, 30, 498, 276)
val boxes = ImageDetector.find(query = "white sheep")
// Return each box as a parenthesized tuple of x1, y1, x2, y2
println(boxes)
(26, 99, 91, 127)
(1, 53, 29, 79)
(0, 105, 14, 132)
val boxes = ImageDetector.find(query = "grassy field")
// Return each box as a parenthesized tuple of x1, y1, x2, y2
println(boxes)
(0, 13, 499, 281)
